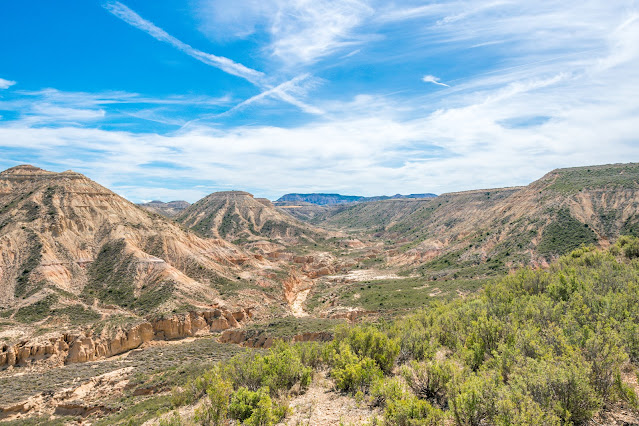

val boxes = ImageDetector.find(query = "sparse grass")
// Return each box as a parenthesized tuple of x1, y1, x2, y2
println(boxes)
(95, 395, 174, 425)
(243, 316, 345, 338)
(0, 337, 245, 407)
(52, 304, 101, 325)
(545, 163, 639, 194)
(1, 416, 75, 425)
(332, 276, 488, 313)
(14, 295, 57, 323)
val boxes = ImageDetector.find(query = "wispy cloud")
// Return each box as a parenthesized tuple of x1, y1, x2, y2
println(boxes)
(103, 1, 265, 85)
(226, 74, 324, 115)
(195, 0, 374, 65)
(422, 75, 449, 87)
(0, 78, 16, 90)
(103, 1, 323, 114)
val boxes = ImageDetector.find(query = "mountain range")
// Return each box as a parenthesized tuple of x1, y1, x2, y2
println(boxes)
(1, 162, 639, 368)
(275, 192, 437, 205)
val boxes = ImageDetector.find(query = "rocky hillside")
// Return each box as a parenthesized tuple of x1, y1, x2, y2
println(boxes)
(0, 166, 275, 329)
(177, 191, 326, 243)
(317, 163, 639, 277)
(137, 200, 190, 217)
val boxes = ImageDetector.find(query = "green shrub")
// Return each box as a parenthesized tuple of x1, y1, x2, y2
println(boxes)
(370, 377, 408, 407)
(333, 326, 400, 374)
(401, 359, 454, 407)
(449, 371, 499, 426)
(222, 341, 312, 395)
(383, 394, 445, 426)
(229, 387, 288, 426)
(193, 372, 232, 425)
(494, 387, 560, 426)
(332, 355, 383, 394)
(510, 357, 601, 424)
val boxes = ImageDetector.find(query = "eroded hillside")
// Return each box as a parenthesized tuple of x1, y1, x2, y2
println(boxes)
(311, 163, 639, 279)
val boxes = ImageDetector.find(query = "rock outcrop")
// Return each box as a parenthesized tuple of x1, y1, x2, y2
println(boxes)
(0, 307, 251, 368)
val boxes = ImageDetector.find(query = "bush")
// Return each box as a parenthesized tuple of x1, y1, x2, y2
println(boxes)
(193, 372, 232, 426)
(229, 387, 288, 426)
(449, 371, 499, 426)
(370, 377, 408, 407)
(616, 235, 639, 259)
(383, 395, 445, 426)
(333, 326, 400, 374)
(329, 340, 382, 391)
(332, 354, 383, 393)
(510, 357, 601, 424)
(401, 359, 453, 407)
(222, 341, 312, 395)
(494, 387, 560, 426)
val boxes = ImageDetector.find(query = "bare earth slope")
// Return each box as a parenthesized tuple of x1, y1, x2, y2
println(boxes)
(177, 190, 326, 244)
(0, 166, 267, 318)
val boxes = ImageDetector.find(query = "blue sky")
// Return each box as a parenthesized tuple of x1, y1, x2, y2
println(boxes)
(1, 1, 638, 202)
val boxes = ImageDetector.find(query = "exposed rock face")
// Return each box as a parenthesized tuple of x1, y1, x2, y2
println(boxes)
(0, 165, 266, 321)
(0, 307, 251, 368)
(176, 190, 325, 243)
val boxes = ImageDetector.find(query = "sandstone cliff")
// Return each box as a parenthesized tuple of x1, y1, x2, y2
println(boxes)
(0, 307, 250, 368)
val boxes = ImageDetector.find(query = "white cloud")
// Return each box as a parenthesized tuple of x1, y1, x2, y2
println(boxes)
(422, 75, 449, 87)
(195, 0, 374, 65)
(0, 78, 16, 90)
(2, 0, 639, 202)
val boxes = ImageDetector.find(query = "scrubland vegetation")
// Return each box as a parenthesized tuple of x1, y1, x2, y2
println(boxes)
(160, 237, 639, 425)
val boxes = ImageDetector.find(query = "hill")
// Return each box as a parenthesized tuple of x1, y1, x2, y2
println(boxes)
(137, 200, 190, 217)
(314, 163, 639, 278)
(177, 191, 327, 244)
(276, 192, 437, 205)
(0, 166, 277, 330)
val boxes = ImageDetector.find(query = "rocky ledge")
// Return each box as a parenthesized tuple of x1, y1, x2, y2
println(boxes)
(0, 307, 252, 368)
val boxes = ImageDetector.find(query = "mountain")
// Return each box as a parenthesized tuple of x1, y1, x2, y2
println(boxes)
(316, 163, 639, 277)
(176, 191, 326, 243)
(0, 166, 270, 326)
(275, 192, 437, 206)
(137, 200, 190, 217)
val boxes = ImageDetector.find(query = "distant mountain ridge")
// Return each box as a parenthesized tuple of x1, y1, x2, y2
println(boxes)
(138, 200, 190, 217)
(276, 192, 437, 205)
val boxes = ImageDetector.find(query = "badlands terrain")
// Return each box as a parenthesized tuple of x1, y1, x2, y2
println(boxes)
(1, 162, 639, 424)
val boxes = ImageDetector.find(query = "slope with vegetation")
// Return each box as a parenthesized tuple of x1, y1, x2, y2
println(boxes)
(148, 239, 639, 425)
(177, 191, 326, 245)
(313, 163, 639, 280)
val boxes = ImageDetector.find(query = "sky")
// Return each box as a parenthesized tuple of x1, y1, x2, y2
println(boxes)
(0, 0, 638, 202)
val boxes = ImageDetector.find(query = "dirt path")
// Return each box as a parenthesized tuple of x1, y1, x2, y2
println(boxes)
(279, 374, 378, 425)
(290, 288, 311, 317)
